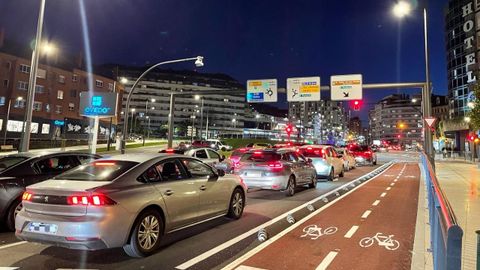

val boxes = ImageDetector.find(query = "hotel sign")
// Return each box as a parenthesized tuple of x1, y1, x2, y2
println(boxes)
(461, 1, 480, 83)
(79, 92, 118, 117)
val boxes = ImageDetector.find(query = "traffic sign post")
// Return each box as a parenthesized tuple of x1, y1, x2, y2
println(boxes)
(287, 77, 321, 102)
(424, 117, 437, 129)
(331, 74, 363, 101)
(247, 79, 278, 103)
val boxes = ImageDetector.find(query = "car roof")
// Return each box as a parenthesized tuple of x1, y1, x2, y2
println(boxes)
(100, 153, 176, 163)
(1, 151, 98, 159)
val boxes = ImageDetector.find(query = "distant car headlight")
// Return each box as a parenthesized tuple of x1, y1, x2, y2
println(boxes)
(211, 144, 216, 148)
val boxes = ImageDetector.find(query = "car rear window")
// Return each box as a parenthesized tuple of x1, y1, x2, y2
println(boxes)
(298, 148, 325, 158)
(231, 150, 247, 157)
(0, 156, 28, 172)
(54, 160, 139, 181)
(349, 145, 369, 152)
(240, 152, 281, 162)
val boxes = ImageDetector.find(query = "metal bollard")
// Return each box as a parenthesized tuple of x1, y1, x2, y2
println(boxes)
(286, 214, 295, 224)
(477, 230, 480, 270)
(258, 228, 268, 242)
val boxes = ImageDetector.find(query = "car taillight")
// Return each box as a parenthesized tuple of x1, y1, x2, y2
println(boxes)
(166, 148, 175, 153)
(253, 151, 263, 155)
(67, 194, 116, 206)
(268, 162, 283, 168)
(22, 191, 33, 201)
(365, 151, 372, 155)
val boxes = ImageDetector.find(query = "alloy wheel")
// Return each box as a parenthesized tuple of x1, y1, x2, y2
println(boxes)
(137, 215, 160, 250)
(232, 192, 243, 216)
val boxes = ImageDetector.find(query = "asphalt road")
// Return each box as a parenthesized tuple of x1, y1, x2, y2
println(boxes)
(0, 151, 416, 270)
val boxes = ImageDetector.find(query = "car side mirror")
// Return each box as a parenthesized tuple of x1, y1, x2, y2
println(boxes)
(217, 169, 226, 177)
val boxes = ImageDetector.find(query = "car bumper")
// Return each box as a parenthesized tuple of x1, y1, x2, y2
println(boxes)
(355, 157, 373, 164)
(240, 175, 290, 190)
(15, 208, 131, 250)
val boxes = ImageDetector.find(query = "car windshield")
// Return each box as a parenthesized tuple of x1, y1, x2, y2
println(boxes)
(54, 160, 139, 181)
(240, 152, 281, 162)
(0, 156, 28, 172)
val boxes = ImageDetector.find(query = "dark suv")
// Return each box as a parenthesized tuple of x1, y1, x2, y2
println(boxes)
(0, 151, 100, 230)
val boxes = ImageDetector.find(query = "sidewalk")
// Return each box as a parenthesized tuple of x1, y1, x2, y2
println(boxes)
(435, 160, 480, 270)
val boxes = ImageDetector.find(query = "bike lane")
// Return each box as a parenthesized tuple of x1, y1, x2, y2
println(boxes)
(224, 163, 420, 270)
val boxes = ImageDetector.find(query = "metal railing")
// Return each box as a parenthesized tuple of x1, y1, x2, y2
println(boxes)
(421, 153, 463, 270)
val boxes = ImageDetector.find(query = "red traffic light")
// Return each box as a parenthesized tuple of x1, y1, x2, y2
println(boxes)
(285, 124, 293, 134)
(351, 100, 362, 111)
(468, 134, 477, 142)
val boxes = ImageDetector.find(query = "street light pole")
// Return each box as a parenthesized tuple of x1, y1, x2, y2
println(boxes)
(19, 0, 46, 152)
(423, 8, 435, 161)
(121, 56, 204, 154)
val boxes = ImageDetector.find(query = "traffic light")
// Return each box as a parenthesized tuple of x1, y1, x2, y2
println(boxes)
(285, 124, 293, 134)
(468, 133, 478, 142)
(351, 100, 362, 111)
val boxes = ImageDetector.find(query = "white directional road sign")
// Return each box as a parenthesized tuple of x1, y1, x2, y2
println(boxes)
(247, 79, 278, 103)
(287, 77, 321, 102)
(331, 74, 363, 101)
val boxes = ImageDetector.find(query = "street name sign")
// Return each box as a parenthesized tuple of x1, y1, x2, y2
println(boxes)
(247, 79, 278, 103)
(331, 74, 363, 101)
(79, 92, 118, 118)
(424, 117, 437, 128)
(287, 77, 321, 102)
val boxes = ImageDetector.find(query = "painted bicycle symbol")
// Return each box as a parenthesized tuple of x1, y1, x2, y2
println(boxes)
(359, 232, 400, 251)
(300, 225, 338, 240)
(291, 88, 299, 98)
(266, 88, 274, 97)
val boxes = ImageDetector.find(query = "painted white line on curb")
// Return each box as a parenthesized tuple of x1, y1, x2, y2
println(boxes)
(344, 225, 359, 238)
(380, 192, 387, 197)
(386, 187, 392, 191)
(315, 251, 339, 270)
(372, 200, 381, 206)
(0, 241, 27, 250)
(219, 163, 396, 270)
(177, 163, 395, 270)
(361, 210, 372, 219)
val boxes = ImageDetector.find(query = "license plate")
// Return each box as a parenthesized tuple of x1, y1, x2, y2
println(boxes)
(245, 172, 262, 177)
(28, 222, 58, 234)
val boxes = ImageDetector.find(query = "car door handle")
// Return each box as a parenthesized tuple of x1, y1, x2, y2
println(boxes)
(200, 185, 207, 191)
(164, 190, 174, 196)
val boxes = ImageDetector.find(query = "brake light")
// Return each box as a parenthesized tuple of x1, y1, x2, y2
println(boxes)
(166, 149, 175, 153)
(365, 151, 372, 155)
(253, 151, 262, 155)
(93, 162, 116, 166)
(22, 191, 33, 201)
(67, 194, 116, 206)
(307, 147, 313, 150)
(268, 162, 283, 168)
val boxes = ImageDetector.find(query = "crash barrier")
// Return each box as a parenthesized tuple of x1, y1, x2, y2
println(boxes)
(421, 153, 463, 270)
(256, 161, 394, 242)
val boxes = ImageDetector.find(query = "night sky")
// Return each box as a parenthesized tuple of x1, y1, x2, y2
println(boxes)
(0, 0, 449, 122)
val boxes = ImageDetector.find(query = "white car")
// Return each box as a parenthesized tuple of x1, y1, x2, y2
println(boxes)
(336, 148, 356, 171)
(297, 145, 345, 181)
(207, 140, 232, 151)
(184, 148, 234, 173)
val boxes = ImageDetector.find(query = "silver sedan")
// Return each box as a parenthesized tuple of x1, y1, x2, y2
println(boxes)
(15, 154, 247, 257)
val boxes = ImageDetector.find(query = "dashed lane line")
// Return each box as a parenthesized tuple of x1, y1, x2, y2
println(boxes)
(344, 225, 359, 238)
(390, 183, 395, 186)
(315, 251, 339, 270)
(380, 192, 387, 197)
(361, 210, 372, 219)
(386, 187, 392, 191)
(372, 200, 381, 206)
(0, 241, 27, 250)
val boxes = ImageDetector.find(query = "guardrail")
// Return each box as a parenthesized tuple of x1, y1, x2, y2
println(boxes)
(421, 153, 463, 270)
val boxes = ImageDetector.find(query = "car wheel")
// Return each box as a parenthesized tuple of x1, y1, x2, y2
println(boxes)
(6, 199, 22, 231)
(308, 175, 316, 189)
(123, 209, 164, 257)
(327, 168, 334, 181)
(286, 175, 296, 196)
(339, 168, 345, 178)
(227, 188, 245, 219)
(373, 160, 377, 165)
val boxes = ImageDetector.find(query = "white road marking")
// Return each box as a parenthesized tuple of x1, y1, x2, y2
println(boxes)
(386, 187, 391, 191)
(0, 241, 27, 250)
(372, 200, 381, 206)
(219, 163, 395, 270)
(0, 267, 20, 270)
(380, 192, 387, 197)
(177, 163, 395, 270)
(394, 179, 398, 182)
(390, 183, 395, 186)
(344, 225, 359, 238)
(315, 251, 339, 270)
(235, 266, 269, 270)
(361, 210, 372, 219)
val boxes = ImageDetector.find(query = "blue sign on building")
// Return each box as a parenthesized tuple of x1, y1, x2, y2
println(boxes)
(54, 120, 65, 126)
(79, 92, 118, 118)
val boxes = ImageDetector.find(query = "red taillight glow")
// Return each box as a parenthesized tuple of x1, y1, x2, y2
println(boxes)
(268, 162, 283, 168)
(67, 194, 116, 206)
(307, 147, 313, 150)
(93, 162, 116, 166)
(166, 149, 175, 153)
(22, 192, 33, 201)
(253, 151, 263, 155)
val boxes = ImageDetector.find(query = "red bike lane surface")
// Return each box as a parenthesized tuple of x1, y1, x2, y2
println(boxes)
(228, 163, 420, 270)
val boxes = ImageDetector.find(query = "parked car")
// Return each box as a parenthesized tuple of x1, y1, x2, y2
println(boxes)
(159, 148, 186, 155)
(245, 143, 272, 149)
(184, 148, 233, 173)
(235, 149, 316, 196)
(191, 140, 232, 151)
(297, 145, 345, 181)
(336, 148, 356, 171)
(349, 145, 377, 165)
(0, 152, 100, 231)
(16, 154, 247, 257)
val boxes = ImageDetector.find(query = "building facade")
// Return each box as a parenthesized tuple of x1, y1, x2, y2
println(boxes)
(118, 67, 245, 139)
(369, 94, 423, 146)
(0, 50, 123, 147)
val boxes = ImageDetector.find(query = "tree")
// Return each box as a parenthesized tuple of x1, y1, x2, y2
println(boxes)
(468, 82, 480, 130)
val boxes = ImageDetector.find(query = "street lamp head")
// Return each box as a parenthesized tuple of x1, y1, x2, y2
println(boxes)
(151, 106, 155, 110)
(195, 56, 204, 67)
(131, 108, 136, 112)
(412, 98, 418, 103)
(393, 1, 412, 18)
(465, 116, 471, 123)
(232, 118, 236, 123)
(194, 95, 201, 100)
(41, 42, 57, 55)
(16, 96, 23, 101)
(151, 98, 156, 103)
(256, 114, 260, 119)
(120, 77, 128, 84)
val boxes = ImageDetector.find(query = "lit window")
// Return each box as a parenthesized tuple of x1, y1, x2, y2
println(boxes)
(108, 83, 114, 90)
(14, 99, 26, 108)
(55, 105, 62, 114)
(45, 104, 50, 112)
(17, 81, 28, 90)
(33, 101, 42, 111)
(57, 90, 64, 100)
(58, 75, 65, 84)
(72, 74, 78, 82)
(68, 103, 75, 111)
